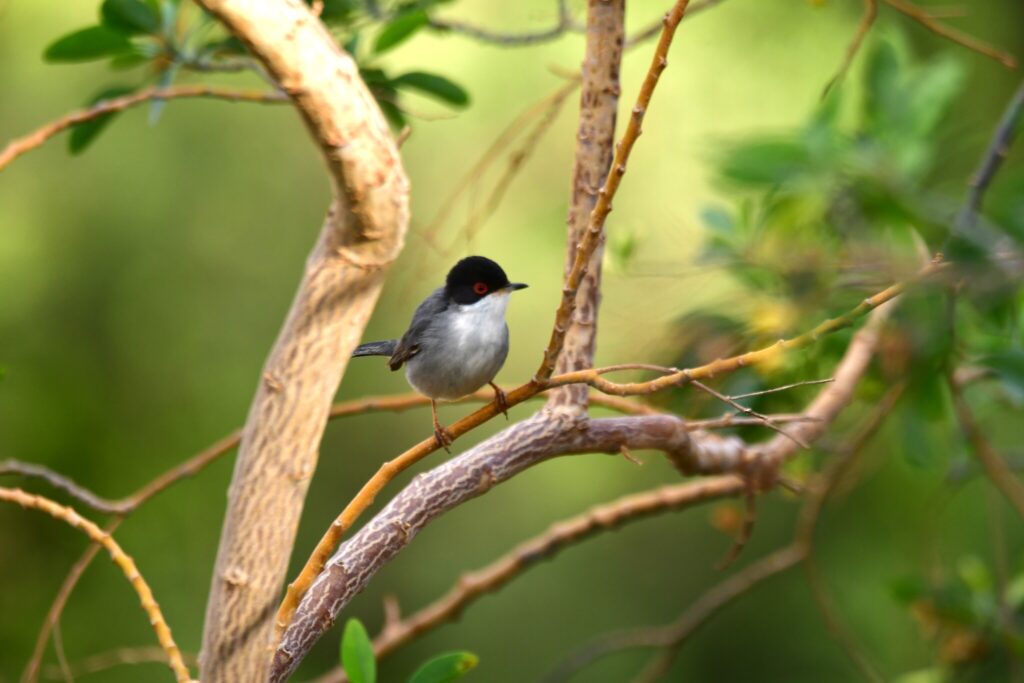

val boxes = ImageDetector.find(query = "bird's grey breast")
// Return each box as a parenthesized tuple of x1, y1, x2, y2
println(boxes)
(405, 292, 510, 400)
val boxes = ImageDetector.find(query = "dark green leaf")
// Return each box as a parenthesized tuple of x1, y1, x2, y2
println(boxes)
(68, 86, 136, 155)
(377, 99, 407, 129)
(719, 139, 810, 186)
(392, 72, 468, 107)
(101, 0, 160, 35)
(980, 350, 1024, 404)
(44, 26, 134, 63)
(341, 619, 376, 683)
(374, 9, 428, 54)
(408, 652, 479, 683)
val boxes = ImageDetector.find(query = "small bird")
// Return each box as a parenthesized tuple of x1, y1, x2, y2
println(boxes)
(352, 256, 528, 450)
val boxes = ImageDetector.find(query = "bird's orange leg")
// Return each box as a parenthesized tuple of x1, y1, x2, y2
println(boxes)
(431, 399, 453, 452)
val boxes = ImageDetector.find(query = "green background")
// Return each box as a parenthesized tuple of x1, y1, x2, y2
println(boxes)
(1, 1, 1023, 681)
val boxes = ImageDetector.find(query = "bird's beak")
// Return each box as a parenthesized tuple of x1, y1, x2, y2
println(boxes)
(507, 283, 528, 292)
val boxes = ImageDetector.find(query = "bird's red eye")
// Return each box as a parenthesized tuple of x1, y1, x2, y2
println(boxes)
(473, 282, 489, 295)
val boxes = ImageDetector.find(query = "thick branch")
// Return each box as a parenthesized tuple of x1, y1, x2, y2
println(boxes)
(0, 86, 287, 173)
(272, 413, 741, 680)
(548, 0, 625, 413)
(189, 1, 409, 680)
(0, 488, 192, 683)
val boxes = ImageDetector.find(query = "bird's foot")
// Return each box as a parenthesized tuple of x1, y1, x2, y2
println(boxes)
(433, 425, 454, 453)
(489, 382, 509, 420)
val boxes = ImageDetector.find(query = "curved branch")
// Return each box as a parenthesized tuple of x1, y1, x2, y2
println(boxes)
(882, 0, 1018, 69)
(0, 86, 287, 173)
(309, 476, 745, 683)
(188, 0, 410, 679)
(0, 488, 192, 683)
(272, 413, 738, 680)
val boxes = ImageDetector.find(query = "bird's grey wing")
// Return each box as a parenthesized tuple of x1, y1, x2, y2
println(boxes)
(388, 288, 448, 371)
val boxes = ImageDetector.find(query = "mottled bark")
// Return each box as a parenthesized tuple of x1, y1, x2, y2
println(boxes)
(548, 0, 625, 413)
(192, 1, 409, 681)
(272, 412, 745, 680)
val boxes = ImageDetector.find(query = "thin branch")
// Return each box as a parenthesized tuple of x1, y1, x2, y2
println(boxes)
(731, 378, 834, 400)
(42, 648, 199, 680)
(0, 86, 288, 173)
(948, 376, 1024, 518)
(544, 546, 805, 683)
(957, 79, 1024, 232)
(427, 0, 582, 46)
(882, 0, 1018, 68)
(0, 488, 192, 683)
(625, 0, 729, 47)
(1, 390, 652, 518)
(824, 0, 878, 95)
(691, 380, 810, 449)
(22, 519, 123, 683)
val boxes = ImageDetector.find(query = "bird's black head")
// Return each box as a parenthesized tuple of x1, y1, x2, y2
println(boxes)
(445, 256, 528, 305)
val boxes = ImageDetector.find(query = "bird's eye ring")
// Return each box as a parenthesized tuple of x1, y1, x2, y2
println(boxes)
(473, 282, 489, 295)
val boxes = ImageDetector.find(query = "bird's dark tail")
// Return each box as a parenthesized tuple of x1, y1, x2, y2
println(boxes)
(352, 340, 398, 358)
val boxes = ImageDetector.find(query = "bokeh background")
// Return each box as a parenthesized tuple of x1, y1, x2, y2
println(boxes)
(2, 1, 1023, 681)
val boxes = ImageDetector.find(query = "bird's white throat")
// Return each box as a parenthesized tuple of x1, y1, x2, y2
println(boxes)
(450, 291, 510, 347)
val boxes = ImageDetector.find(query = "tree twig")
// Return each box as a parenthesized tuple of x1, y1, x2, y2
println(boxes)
(823, 0, 878, 95)
(21, 519, 123, 683)
(0, 86, 287, 173)
(948, 376, 1024, 518)
(882, 0, 1018, 68)
(0, 488, 192, 683)
(957, 79, 1024, 232)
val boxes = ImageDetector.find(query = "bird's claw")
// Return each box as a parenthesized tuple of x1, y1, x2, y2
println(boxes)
(434, 426, 454, 453)
(490, 382, 509, 420)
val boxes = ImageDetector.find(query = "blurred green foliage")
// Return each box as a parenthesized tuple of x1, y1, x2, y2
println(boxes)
(2, 1, 1024, 682)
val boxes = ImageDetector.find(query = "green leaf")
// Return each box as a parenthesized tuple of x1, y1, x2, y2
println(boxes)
(374, 9, 428, 54)
(341, 619, 376, 683)
(408, 652, 479, 683)
(101, 0, 160, 35)
(979, 350, 1024, 404)
(392, 72, 469, 107)
(377, 99, 407, 129)
(44, 26, 134, 62)
(718, 139, 810, 186)
(69, 86, 136, 154)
